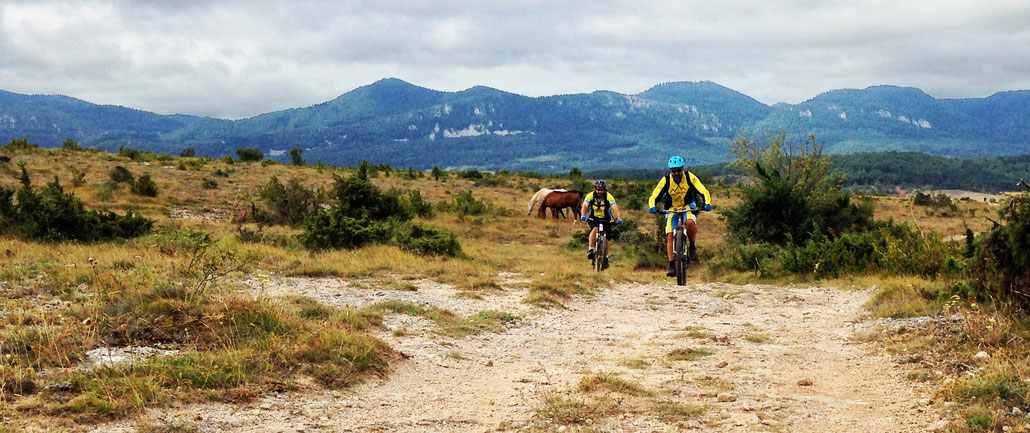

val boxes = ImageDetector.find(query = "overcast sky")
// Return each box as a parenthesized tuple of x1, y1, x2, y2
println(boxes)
(2, 0, 1029, 119)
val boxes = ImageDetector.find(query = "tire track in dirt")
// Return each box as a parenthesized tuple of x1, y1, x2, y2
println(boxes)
(93, 277, 941, 432)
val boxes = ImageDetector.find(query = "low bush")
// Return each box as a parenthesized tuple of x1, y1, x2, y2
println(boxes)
(118, 146, 141, 160)
(235, 147, 263, 162)
(5, 137, 38, 150)
(403, 190, 434, 218)
(707, 221, 959, 279)
(61, 139, 82, 151)
(458, 168, 483, 180)
(179, 147, 196, 157)
(437, 190, 510, 219)
(300, 208, 393, 250)
(968, 189, 1030, 310)
(393, 222, 462, 257)
(109, 166, 135, 184)
(254, 176, 320, 226)
(0, 170, 153, 242)
(130, 173, 159, 197)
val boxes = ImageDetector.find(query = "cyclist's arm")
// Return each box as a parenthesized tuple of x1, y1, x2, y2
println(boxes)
(647, 176, 667, 208)
(607, 193, 622, 220)
(689, 172, 712, 206)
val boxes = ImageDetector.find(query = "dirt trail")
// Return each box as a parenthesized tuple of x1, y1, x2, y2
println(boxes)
(96, 277, 941, 432)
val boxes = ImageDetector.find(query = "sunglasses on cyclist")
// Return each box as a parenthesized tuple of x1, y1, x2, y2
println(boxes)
(670, 168, 684, 173)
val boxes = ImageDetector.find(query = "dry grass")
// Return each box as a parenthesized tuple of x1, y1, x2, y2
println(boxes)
(2, 146, 1019, 430)
(667, 347, 713, 361)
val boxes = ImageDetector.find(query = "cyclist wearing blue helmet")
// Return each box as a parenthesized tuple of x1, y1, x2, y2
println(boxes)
(648, 155, 712, 277)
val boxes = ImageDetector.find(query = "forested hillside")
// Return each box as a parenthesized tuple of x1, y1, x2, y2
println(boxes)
(590, 152, 1030, 193)
(4, 80, 1030, 172)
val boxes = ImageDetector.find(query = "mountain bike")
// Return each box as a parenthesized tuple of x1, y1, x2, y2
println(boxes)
(587, 217, 618, 272)
(660, 208, 709, 285)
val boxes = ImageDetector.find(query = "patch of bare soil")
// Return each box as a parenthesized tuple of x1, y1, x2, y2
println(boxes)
(92, 278, 942, 432)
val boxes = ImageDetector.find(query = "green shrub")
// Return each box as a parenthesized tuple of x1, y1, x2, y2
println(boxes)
(179, 147, 196, 157)
(331, 173, 411, 221)
(235, 147, 263, 162)
(290, 147, 304, 166)
(393, 222, 462, 257)
(221, 155, 235, 165)
(202, 179, 218, 189)
(255, 176, 319, 226)
(300, 173, 411, 250)
(61, 138, 82, 151)
(710, 221, 960, 279)
(0, 174, 153, 241)
(130, 173, 158, 197)
(969, 190, 1030, 310)
(5, 137, 37, 151)
(118, 146, 141, 160)
(431, 166, 446, 181)
(437, 190, 507, 219)
(109, 166, 135, 184)
(300, 209, 392, 250)
(458, 168, 483, 180)
(404, 190, 434, 218)
(723, 132, 873, 245)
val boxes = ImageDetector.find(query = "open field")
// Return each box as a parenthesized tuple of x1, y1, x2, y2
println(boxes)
(0, 146, 1024, 432)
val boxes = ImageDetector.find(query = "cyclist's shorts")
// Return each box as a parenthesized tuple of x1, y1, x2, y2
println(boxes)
(589, 219, 615, 240)
(665, 212, 697, 234)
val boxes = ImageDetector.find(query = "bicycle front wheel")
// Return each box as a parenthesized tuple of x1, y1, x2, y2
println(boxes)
(674, 229, 687, 285)
(595, 236, 607, 272)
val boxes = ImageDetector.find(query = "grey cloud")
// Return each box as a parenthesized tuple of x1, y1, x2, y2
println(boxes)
(2, 0, 1029, 118)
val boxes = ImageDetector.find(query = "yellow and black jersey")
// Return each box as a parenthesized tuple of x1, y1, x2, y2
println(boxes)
(647, 171, 711, 210)
(583, 191, 617, 219)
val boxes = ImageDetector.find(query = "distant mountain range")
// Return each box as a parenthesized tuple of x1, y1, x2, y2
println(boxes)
(3, 79, 1029, 172)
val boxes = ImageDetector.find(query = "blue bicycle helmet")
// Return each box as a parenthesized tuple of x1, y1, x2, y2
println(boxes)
(667, 155, 685, 169)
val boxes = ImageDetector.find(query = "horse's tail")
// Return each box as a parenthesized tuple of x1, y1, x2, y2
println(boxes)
(528, 188, 553, 215)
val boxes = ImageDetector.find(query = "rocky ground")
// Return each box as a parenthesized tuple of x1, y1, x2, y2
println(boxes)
(93, 275, 944, 432)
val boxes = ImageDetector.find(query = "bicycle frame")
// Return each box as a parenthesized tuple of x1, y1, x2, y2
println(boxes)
(587, 216, 611, 272)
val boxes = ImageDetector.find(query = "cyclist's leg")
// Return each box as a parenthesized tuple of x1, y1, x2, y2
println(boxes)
(589, 226, 598, 249)
(685, 215, 698, 242)
(685, 214, 699, 260)
(665, 214, 677, 261)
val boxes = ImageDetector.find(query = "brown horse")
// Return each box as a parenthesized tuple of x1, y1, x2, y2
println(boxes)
(540, 190, 583, 220)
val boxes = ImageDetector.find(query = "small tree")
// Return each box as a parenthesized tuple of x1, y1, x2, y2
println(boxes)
(5, 137, 37, 151)
(131, 173, 159, 197)
(179, 147, 196, 157)
(290, 147, 305, 166)
(431, 166, 446, 181)
(61, 138, 82, 151)
(256, 176, 317, 225)
(970, 183, 1030, 310)
(110, 166, 135, 185)
(723, 132, 872, 245)
(236, 147, 263, 162)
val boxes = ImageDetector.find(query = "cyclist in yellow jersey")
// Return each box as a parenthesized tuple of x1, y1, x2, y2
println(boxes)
(648, 155, 712, 277)
(580, 179, 623, 270)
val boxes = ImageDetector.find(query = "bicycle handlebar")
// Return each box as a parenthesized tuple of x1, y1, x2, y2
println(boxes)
(658, 207, 712, 215)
